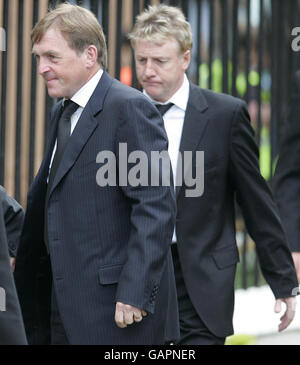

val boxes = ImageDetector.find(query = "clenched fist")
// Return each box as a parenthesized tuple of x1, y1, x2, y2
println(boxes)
(115, 302, 147, 328)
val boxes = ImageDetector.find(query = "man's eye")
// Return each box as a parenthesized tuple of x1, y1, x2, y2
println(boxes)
(47, 54, 60, 61)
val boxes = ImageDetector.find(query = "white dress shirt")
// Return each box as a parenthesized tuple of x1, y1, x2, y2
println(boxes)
(48, 68, 103, 174)
(144, 74, 190, 242)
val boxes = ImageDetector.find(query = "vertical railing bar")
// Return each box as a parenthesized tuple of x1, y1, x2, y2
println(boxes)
(115, 0, 122, 81)
(196, 0, 202, 86)
(221, 0, 228, 94)
(245, 0, 251, 103)
(0, 0, 8, 185)
(232, 0, 238, 97)
(208, 0, 215, 90)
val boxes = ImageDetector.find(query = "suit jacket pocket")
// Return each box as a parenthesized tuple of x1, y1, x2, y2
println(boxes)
(98, 264, 123, 285)
(73, 159, 98, 178)
(212, 245, 240, 270)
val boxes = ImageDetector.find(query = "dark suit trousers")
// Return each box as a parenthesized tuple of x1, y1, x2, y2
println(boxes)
(50, 274, 69, 345)
(171, 245, 225, 345)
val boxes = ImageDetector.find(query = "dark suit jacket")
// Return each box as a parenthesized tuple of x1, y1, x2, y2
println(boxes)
(0, 186, 27, 345)
(15, 71, 179, 345)
(0, 186, 24, 257)
(274, 71, 300, 252)
(175, 83, 298, 338)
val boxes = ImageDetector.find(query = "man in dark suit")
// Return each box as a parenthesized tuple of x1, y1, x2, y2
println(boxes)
(274, 70, 300, 284)
(14, 4, 178, 345)
(0, 185, 27, 345)
(130, 4, 299, 345)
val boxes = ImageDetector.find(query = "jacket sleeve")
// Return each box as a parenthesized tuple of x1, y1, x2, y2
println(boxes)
(114, 96, 176, 314)
(229, 101, 298, 299)
(273, 71, 300, 252)
(0, 188, 27, 345)
(0, 186, 25, 257)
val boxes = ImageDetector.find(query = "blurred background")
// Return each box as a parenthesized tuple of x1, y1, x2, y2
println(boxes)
(1, 0, 300, 344)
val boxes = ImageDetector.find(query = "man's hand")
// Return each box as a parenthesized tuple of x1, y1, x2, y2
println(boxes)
(292, 252, 300, 283)
(274, 297, 297, 332)
(115, 302, 147, 328)
(10, 257, 16, 272)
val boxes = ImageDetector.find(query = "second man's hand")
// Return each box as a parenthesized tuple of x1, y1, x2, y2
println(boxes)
(274, 297, 297, 332)
(115, 302, 147, 328)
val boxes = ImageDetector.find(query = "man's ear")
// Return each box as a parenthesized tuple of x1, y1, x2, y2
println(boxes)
(182, 50, 191, 71)
(85, 45, 98, 68)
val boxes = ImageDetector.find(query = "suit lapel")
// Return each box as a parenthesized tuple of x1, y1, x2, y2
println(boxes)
(48, 71, 113, 197)
(176, 84, 209, 199)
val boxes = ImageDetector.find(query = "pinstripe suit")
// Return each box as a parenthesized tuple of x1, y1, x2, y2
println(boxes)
(15, 71, 179, 345)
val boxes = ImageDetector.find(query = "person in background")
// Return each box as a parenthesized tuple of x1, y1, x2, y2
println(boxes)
(274, 70, 300, 284)
(0, 185, 27, 345)
(0, 185, 24, 272)
(129, 4, 298, 345)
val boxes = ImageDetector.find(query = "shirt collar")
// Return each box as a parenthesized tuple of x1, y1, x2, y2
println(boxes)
(65, 68, 104, 109)
(143, 74, 190, 111)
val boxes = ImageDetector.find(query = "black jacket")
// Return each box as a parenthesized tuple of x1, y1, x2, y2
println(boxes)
(0, 186, 27, 345)
(274, 71, 300, 252)
(175, 83, 298, 337)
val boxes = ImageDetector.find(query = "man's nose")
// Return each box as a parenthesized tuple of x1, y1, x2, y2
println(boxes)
(38, 58, 50, 75)
(144, 61, 155, 77)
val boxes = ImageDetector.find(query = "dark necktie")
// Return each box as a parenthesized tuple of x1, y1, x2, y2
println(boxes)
(44, 100, 79, 253)
(47, 100, 79, 190)
(155, 102, 174, 116)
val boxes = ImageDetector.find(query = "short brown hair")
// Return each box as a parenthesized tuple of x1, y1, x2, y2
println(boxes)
(129, 4, 193, 54)
(31, 3, 107, 69)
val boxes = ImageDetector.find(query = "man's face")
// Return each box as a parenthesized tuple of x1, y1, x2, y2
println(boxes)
(134, 38, 191, 103)
(33, 27, 90, 99)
